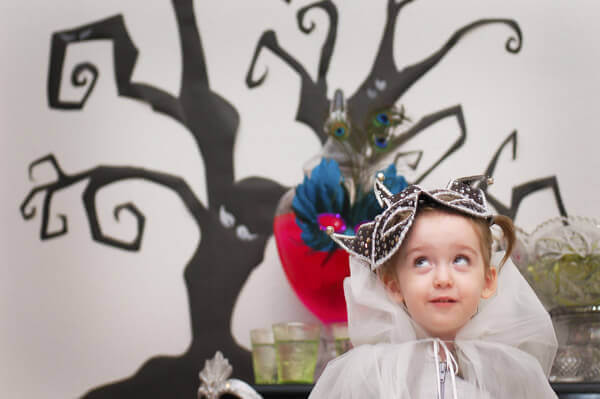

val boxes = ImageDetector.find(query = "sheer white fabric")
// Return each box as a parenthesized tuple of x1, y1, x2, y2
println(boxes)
(309, 256, 558, 398)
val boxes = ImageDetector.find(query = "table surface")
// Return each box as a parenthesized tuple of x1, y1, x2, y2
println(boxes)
(253, 383, 600, 398)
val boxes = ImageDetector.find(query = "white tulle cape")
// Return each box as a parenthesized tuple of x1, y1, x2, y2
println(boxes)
(309, 256, 558, 399)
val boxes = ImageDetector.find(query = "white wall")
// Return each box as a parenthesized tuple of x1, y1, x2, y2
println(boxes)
(1, 0, 599, 397)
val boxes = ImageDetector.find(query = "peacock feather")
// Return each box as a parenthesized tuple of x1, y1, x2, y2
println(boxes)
(292, 158, 407, 252)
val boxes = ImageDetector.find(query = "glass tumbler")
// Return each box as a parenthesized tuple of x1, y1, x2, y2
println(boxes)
(272, 322, 321, 384)
(250, 328, 278, 384)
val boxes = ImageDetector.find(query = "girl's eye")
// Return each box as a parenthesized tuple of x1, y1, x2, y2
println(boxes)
(415, 257, 431, 268)
(454, 255, 469, 266)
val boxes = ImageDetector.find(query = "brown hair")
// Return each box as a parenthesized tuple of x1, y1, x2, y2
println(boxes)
(378, 205, 516, 281)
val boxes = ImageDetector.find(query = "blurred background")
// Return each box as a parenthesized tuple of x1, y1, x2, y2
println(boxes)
(1, 0, 599, 397)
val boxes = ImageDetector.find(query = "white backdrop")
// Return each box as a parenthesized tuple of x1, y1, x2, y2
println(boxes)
(1, 0, 600, 397)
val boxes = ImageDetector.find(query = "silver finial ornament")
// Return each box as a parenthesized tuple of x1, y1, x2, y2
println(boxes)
(326, 226, 335, 235)
(324, 89, 351, 136)
(197, 351, 263, 399)
(487, 177, 494, 186)
(376, 172, 385, 182)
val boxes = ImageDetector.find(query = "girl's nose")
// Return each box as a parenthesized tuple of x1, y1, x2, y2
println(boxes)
(433, 264, 453, 288)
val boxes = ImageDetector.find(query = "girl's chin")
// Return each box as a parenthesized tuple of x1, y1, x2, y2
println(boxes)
(417, 324, 459, 342)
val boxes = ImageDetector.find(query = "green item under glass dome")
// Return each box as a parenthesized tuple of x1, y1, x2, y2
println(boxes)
(512, 216, 600, 310)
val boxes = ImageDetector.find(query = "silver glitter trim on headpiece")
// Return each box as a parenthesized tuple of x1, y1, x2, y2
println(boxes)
(327, 175, 494, 271)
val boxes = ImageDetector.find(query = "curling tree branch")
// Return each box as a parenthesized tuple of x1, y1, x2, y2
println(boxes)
(246, 0, 339, 141)
(348, 1, 522, 128)
(46, 0, 245, 208)
(481, 131, 568, 219)
(297, 0, 337, 85)
(371, 104, 467, 184)
(21, 154, 210, 250)
(48, 15, 184, 121)
(248, 0, 523, 182)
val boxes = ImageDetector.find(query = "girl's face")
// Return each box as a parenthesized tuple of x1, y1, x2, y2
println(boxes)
(384, 210, 497, 340)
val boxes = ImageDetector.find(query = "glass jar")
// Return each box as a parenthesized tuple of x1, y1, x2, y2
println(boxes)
(512, 216, 600, 310)
(550, 306, 600, 382)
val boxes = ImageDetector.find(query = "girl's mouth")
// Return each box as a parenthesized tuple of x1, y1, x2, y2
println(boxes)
(430, 297, 456, 303)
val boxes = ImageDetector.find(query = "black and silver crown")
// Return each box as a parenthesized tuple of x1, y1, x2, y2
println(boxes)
(327, 175, 494, 270)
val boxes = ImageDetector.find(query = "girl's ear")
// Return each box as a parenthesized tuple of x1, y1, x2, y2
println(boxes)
(481, 266, 498, 299)
(382, 273, 404, 304)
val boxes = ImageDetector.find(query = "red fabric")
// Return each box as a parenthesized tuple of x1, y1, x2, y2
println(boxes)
(273, 212, 350, 323)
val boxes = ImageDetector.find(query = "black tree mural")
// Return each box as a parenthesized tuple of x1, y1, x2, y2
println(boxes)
(21, 1, 569, 398)
(247, 0, 567, 219)
(21, 0, 285, 397)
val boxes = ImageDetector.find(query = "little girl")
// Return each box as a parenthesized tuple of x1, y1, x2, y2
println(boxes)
(310, 175, 558, 398)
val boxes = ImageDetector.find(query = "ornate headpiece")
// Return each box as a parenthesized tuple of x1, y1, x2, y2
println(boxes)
(327, 175, 494, 270)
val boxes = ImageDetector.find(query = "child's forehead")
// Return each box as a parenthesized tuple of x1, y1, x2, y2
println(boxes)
(413, 207, 478, 229)
(401, 211, 482, 249)
(415, 207, 476, 223)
